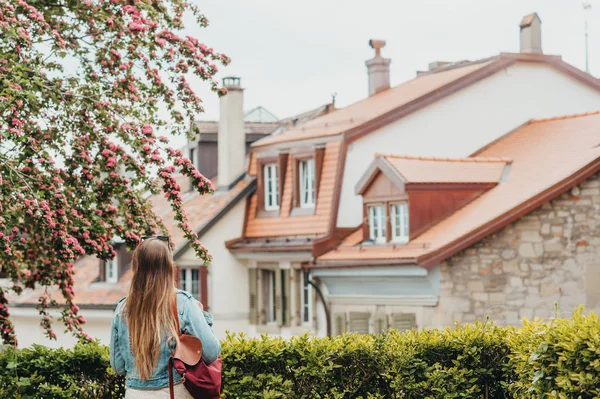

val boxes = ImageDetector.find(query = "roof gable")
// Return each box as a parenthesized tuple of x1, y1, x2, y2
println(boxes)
(316, 110, 600, 268)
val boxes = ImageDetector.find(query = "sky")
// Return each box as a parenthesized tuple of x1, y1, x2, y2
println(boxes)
(181, 0, 599, 125)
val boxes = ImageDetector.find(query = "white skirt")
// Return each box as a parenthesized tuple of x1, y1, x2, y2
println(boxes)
(125, 382, 194, 399)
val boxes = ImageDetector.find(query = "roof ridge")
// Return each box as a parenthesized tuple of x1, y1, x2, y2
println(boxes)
(529, 109, 600, 124)
(376, 153, 512, 163)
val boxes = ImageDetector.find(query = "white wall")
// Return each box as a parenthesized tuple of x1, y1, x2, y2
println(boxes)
(196, 197, 248, 339)
(337, 62, 600, 228)
(10, 307, 113, 349)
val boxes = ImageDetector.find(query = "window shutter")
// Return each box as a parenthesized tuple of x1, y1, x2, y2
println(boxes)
(275, 269, 283, 326)
(374, 313, 389, 335)
(282, 269, 291, 327)
(348, 312, 370, 334)
(294, 270, 302, 326)
(99, 259, 106, 282)
(200, 266, 209, 311)
(334, 313, 347, 335)
(248, 269, 258, 325)
(390, 313, 416, 331)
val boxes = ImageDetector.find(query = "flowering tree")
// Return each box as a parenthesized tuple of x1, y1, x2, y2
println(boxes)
(0, 0, 229, 346)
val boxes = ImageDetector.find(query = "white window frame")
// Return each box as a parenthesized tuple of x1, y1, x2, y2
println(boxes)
(302, 271, 313, 326)
(368, 204, 386, 244)
(299, 159, 315, 208)
(105, 257, 118, 284)
(263, 164, 280, 211)
(180, 267, 200, 300)
(391, 202, 409, 243)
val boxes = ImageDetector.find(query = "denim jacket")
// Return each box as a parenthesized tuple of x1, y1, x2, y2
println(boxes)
(110, 289, 221, 389)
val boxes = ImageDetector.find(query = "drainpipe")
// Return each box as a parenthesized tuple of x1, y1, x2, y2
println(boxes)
(304, 270, 331, 337)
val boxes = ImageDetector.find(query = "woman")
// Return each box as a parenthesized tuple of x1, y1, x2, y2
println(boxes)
(110, 237, 221, 398)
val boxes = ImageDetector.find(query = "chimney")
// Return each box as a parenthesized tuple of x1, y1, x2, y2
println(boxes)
(519, 13, 542, 54)
(365, 39, 391, 96)
(218, 77, 245, 190)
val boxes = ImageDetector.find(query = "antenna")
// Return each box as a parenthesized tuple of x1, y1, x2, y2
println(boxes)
(583, 2, 592, 73)
(331, 92, 337, 106)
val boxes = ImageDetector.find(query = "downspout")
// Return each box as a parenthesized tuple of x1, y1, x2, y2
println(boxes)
(304, 270, 331, 337)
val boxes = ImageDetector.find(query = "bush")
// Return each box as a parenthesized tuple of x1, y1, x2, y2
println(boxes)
(0, 340, 124, 399)
(1, 309, 599, 398)
(221, 323, 512, 398)
(507, 308, 600, 398)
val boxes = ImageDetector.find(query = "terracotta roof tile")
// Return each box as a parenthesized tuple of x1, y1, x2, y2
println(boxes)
(244, 141, 341, 238)
(382, 154, 510, 184)
(318, 111, 600, 265)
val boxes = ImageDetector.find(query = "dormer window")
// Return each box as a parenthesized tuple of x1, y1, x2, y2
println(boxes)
(105, 257, 118, 283)
(391, 202, 409, 243)
(368, 205, 386, 243)
(299, 159, 315, 208)
(264, 163, 280, 211)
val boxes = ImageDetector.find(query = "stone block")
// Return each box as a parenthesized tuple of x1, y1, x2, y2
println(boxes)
(544, 242, 564, 253)
(501, 249, 517, 260)
(473, 292, 488, 302)
(541, 224, 551, 235)
(520, 231, 543, 242)
(581, 188, 600, 196)
(534, 243, 545, 256)
(479, 268, 491, 276)
(503, 260, 520, 273)
(467, 280, 485, 292)
(551, 226, 563, 233)
(520, 263, 529, 272)
(540, 284, 557, 297)
(527, 286, 539, 295)
(574, 213, 587, 222)
(455, 284, 466, 293)
(519, 243, 536, 258)
(489, 293, 505, 304)
(509, 276, 523, 287)
(582, 180, 600, 188)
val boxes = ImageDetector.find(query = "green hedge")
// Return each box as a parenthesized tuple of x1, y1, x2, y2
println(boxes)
(1, 309, 599, 398)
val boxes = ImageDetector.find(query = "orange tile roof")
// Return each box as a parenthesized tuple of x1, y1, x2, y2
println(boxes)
(317, 111, 600, 266)
(253, 60, 495, 147)
(382, 154, 510, 184)
(244, 140, 341, 238)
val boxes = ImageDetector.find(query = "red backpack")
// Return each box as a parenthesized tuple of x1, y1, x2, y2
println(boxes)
(168, 296, 222, 399)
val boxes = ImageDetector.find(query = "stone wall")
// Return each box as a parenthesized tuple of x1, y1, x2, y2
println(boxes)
(438, 171, 600, 326)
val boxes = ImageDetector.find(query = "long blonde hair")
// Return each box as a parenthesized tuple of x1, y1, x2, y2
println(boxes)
(125, 238, 179, 380)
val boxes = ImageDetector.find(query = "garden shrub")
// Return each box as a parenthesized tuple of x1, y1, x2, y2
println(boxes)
(507, 307, 600, 398)
(0, 340, 124, 399)
(1, 309, 600, 398)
